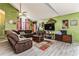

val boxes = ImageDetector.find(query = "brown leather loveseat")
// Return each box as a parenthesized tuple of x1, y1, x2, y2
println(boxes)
(6, 30, 32, 54)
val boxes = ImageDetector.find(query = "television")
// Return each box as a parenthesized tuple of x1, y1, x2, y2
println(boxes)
(44, 23, 55, 31)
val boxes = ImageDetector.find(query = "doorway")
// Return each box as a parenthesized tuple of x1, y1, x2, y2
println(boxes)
(0, 9, 5, 40)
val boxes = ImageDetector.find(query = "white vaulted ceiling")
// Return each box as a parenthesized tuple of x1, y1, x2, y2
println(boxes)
(11, 3, 79, 20)
(49, 3, 79, 16)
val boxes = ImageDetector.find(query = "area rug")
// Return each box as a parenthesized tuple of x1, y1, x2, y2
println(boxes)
(34, 40, 54, 51)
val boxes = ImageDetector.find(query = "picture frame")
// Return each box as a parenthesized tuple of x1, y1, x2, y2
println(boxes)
(62, 20, 69, 29)
(70, 20, 78, 26)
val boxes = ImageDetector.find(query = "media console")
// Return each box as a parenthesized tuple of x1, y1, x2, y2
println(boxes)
(55, 34, 72, 43)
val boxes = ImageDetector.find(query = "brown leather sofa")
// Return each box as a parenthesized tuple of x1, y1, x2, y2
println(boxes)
(12, 30, 33, 38)
(6, 30, 32, 54)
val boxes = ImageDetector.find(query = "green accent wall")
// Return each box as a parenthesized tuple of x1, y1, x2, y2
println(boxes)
(0, 3, 19, 39)
(0, 3, 19, 21)
(51, 12, 79, 42)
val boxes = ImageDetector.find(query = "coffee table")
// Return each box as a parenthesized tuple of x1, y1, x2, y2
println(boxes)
(32, 35, 44, 43)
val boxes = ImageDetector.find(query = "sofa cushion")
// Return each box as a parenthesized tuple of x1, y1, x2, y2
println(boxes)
(8, 37, 16, 46)
(12, 30, 20, 34)
(18, 37, 27, 41)
(18, 39, 31, 44)
(8, 32, 19, 42)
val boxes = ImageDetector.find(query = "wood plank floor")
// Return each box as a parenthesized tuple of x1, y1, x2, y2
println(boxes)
(0, 39, 79, 56)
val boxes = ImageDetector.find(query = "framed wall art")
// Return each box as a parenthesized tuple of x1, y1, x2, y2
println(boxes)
(70, 20, 78, 26)
(62, 20, 69, 29)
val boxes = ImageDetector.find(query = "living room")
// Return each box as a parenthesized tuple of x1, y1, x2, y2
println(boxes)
(0, 3, 79, 56)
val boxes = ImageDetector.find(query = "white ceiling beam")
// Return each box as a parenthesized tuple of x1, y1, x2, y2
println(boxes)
(45, 3, 60, 16)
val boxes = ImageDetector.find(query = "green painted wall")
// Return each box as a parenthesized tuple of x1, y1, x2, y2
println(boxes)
(0, 3, 19, 39)
(0, 3, 19, 21)
(49, 12, 79, 42)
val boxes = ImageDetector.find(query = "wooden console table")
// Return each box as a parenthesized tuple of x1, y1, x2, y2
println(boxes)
(55, 34, 72, 43)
